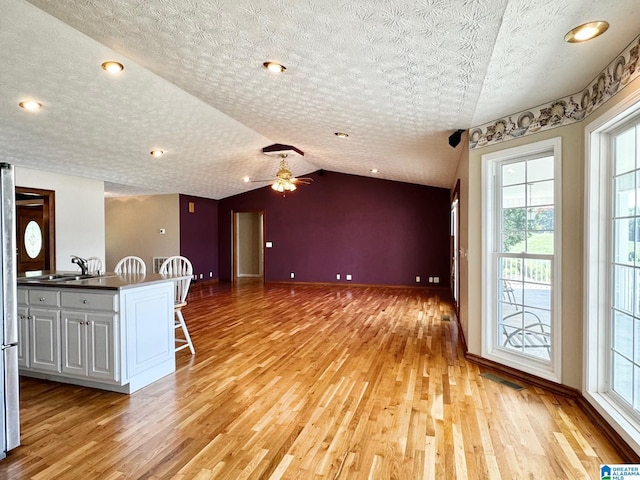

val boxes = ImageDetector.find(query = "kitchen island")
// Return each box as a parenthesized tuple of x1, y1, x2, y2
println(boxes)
(16, 271, 184, 394)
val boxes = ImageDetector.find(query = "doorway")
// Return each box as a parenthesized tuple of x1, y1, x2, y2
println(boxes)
(232, 211, 265, 281)
(15, 187, 55, 273)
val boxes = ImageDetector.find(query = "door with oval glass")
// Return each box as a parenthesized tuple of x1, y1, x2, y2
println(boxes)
(16, 187, 55, 273)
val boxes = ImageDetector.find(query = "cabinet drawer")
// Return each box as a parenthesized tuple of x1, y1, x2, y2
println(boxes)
(61, 292, 117, 312)
(28, 289, 60, 307)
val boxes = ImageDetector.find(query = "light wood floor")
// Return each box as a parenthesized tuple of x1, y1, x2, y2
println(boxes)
(0, 281, 623, 479)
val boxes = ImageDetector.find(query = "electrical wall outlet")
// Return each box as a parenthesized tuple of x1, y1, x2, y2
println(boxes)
(429, 277, 434, 283)
(336, 274, 341, 280)
(209, 272, 213, 277)
(266, 241, 273, 248)
(434, 276, 440, 283)
(199, 273, 203, 279)
(416, 275, 421, 283)
(346, 274, 352, 281)
(290, 272, 295, 279)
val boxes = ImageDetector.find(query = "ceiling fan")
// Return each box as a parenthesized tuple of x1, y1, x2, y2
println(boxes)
(253, 144, 313, 193)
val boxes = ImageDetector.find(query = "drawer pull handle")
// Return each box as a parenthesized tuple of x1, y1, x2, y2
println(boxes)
(39, 297, 45, 302)
(83, 300, 88, 304)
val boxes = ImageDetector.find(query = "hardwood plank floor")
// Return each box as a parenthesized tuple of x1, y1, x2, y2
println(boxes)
(0, 280, 623, 479)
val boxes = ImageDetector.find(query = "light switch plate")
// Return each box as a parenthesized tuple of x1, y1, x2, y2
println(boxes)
(266, 241, 273, 248)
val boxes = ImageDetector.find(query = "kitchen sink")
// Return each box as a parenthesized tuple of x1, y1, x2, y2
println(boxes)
(20, 273, 103, 283)
(45, 274, 98, 281)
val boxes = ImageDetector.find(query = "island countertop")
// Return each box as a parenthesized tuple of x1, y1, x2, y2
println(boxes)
(17, 270, 188, 290)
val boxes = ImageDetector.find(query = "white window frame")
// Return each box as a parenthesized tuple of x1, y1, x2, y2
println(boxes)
(481, 137, 562, 383)
(584, 87, 640, 453)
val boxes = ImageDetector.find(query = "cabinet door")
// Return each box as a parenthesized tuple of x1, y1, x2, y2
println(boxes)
(61, 311, 87, 377)
(87, 313, 117, 382)
(29, 307, 61, 373)
(17, 306, 29, 368)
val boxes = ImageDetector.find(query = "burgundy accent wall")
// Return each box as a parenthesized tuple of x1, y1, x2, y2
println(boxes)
(218, 171, 450, 286)
(179, 194, 218, 280)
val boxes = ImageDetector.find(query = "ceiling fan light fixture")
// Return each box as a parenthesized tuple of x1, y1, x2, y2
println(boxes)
(150, 149, 164, 157)
(334, 132, 349, 138)
(261, 144, 310, 193)
(564, 21, 609, 43)
(263, 61, 286, 73)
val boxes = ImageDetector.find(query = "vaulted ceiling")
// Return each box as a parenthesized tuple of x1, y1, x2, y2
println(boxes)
(1, 0, 639, 199)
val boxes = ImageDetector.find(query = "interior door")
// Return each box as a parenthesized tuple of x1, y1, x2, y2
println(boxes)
(15, 187, 55, 273)
(17, 205, 46, 273)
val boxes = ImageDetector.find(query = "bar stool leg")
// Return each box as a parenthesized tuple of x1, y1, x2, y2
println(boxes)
(175, 308, 195, 355)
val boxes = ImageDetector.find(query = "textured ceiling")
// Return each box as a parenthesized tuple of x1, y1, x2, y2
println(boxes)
(1, 0, 638, 199)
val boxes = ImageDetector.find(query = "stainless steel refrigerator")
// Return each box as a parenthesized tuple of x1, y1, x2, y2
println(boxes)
(0, 163, 20, 459)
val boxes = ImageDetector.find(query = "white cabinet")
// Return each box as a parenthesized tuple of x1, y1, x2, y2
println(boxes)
(29, 306, 61, 373)
(18, 280, 175, 394)
(86, 313, 117, 381)
(60, 290, 118, 382)
(61, 310, 117, 382)
(18, 288, 61, 374)
(18, 287, 118, 381)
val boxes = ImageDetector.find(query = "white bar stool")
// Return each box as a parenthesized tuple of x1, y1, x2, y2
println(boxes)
(159, 256, 195, 355)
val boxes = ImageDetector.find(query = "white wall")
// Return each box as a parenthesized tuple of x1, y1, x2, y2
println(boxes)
(15, 167, 105, 271)
(452, 147, 469, 341)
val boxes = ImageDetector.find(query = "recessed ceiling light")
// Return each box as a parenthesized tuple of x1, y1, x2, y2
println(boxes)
(370, 168, 379, 174)
(334, 132, 349, 138)
(243, 176, 250, 183)
(564, 21, 609, 43)
(101, 61, 124, 73)
(19, 101, 42, 111)
(150, 149, 164, 157)
(263, 61, 286, 73)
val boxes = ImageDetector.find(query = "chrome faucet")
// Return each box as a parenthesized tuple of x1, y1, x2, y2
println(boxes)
(71, 255, 89, 275)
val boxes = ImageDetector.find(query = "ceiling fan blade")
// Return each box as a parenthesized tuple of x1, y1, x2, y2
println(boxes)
(294, 177, 314, 184)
